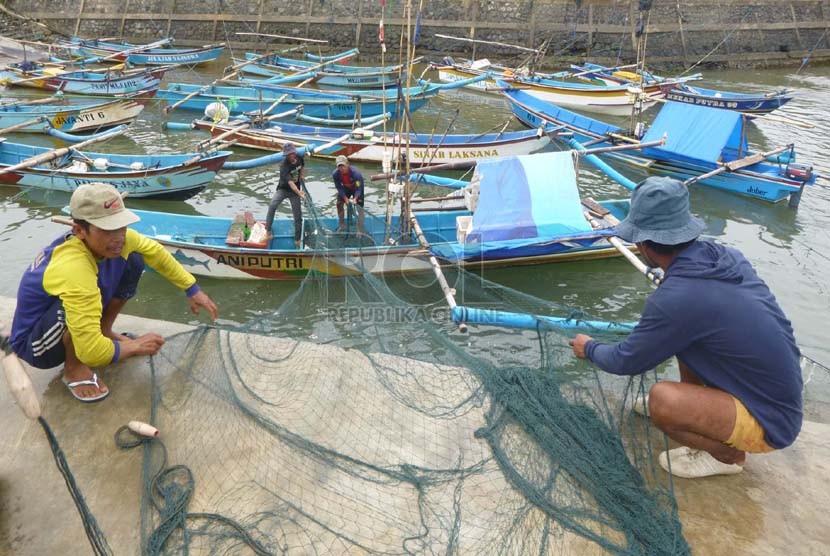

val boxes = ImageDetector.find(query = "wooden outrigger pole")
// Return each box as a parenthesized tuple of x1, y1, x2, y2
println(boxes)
(382, 1, 465, 332)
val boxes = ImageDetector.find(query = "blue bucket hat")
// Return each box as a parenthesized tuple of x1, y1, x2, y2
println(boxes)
(615, 176, 705, 244)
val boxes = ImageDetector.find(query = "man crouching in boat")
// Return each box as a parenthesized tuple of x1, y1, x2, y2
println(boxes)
(8, 182, 218, 403)
(569, 177, 802, 479)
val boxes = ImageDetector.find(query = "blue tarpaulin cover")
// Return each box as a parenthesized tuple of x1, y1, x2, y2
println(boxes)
(466, 151, 592, 243)
(641, 101, 747, 165)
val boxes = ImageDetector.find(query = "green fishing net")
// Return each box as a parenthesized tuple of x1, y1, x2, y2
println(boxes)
(124, 225, 689, 555)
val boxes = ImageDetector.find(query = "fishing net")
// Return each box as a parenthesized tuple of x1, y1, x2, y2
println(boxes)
(119, 212, 689, 555)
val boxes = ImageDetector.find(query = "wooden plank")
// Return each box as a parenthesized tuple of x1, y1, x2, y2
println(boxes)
(581, 197, 610, 218)
(724, 151, 773, 171)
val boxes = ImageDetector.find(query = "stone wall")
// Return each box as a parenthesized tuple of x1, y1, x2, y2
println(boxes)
(8, 0, 830, 69)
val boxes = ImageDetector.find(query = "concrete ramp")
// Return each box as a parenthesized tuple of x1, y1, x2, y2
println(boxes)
(0, 297, 826, 554)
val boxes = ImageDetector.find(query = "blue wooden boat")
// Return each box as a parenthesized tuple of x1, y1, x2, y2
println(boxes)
(126, 152, 629, 280)
(571, 63, 792, 115)
(64, 37, 224, 65)
(665, 84, 794, 115)
(191, 118, 552, 167)
(500, 82, 815, 203)
(158, 74, 486, 119)
(0, 62, 165, 96)
(237, 50, 405, 88)
(0, 140, 231, 199)
(436, 59, 693, 116)
(0, 96, 145, 133)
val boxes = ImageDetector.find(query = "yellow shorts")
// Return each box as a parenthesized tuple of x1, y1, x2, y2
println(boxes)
(725, 397, 775, 454)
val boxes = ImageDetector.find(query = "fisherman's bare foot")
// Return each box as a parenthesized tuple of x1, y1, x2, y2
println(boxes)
(62, 361, 108, 400)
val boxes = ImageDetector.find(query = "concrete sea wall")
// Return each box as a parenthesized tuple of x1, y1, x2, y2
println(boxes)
(7, 0, 830, 69)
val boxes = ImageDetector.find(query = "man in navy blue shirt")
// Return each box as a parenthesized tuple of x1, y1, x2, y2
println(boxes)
(332, 155, 365, 234)
(570, 177, 802, 479)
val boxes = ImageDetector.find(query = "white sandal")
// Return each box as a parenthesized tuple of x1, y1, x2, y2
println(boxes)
(62, 373, 110, 403)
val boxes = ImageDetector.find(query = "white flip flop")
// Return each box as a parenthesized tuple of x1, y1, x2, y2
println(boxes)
(62, 373, 110, 403)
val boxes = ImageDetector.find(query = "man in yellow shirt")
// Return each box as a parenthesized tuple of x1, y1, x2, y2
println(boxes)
(9, 183, 218, 402)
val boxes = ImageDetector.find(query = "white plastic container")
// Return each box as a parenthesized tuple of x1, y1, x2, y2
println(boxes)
(456, 215, 473, 244)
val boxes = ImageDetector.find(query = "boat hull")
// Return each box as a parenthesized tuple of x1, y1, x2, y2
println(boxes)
(73, 41, 224, 65)
(438, 66, 664, 116)
(664, 89, 793, 115)
(129, 208, 627, 280)
(158, 85, 432, 119)
(237, 55, 404, 88)
(0, 68, 165, 96)
(193, 120, 552, 167)
(0, 97, 145, 133)
(0, 146, 230, 199)
(505, 91, 808, 202)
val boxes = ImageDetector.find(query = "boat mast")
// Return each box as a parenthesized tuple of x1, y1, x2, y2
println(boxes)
(629, 0, 653, 136)
(398, 0, 419, 240)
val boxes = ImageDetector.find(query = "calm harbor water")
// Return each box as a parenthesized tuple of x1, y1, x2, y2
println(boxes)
(0, 56, 828, 370)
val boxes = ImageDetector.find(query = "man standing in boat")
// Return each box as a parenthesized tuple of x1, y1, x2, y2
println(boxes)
(332, 155, 365, 234)
(569, 177, 802, 479)
(8, 182, 218, 403)
(265, 142, 306, 249)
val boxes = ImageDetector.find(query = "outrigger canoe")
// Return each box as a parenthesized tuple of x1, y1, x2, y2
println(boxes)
(63, 37, 224, 65)
(0, 96, 146, 133)
(500, 82, 816, 203)
(127, 152, 630, 280)
(158, 74, 488, 119)
(571, 63, 793, 115)
(0, 63, 166, 96)
(236, 50, 406, 88)
(190, 118, 552, 167)
(0, 139, 231, 199)
(434, 58, 694, 116)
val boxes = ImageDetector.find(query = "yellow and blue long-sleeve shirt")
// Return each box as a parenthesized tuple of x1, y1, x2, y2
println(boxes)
(11, 229, 198, 367)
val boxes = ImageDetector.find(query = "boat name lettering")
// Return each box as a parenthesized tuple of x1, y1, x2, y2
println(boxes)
(70, 178, 153, 189)
(410, 148, 498, 160)
(147, 53, 200, 63)
(52, 111, 107, 127)
(215, 254, 304, 269)
(90, 79, 145, 90)
(345, 77, 381, 84)
(665, 93, 739, 109)
(747, 186, 767, 197)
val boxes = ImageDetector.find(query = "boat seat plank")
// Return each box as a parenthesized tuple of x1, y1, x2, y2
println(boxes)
(724, 152, 768, 171)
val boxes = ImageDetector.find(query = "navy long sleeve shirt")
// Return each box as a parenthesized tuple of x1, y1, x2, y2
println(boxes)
(585, 240, 802, 449)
